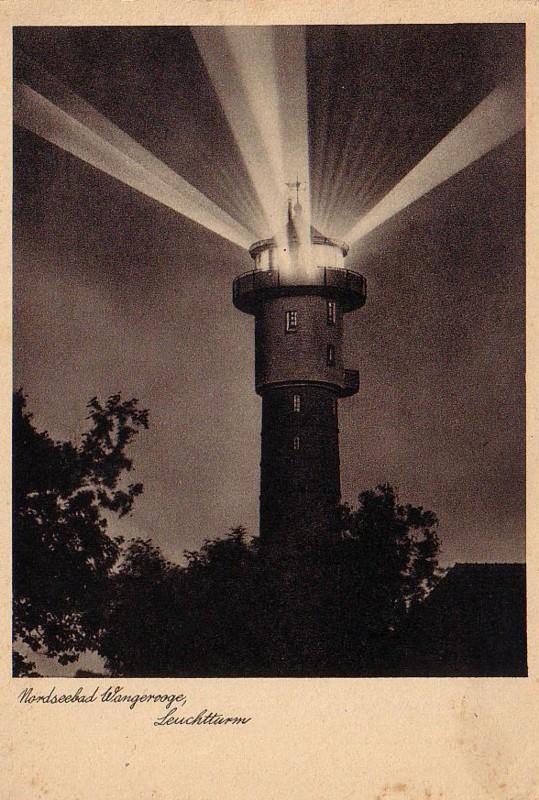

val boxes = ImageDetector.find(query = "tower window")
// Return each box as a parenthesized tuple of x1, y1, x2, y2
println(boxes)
(332, 399, 337, 416)
(286, 310, 298, 332)
(327, 343, 336, 366)
(327, 300, 337, 325)
(293, 435, 300, 451)
(293, 394, 301, 412)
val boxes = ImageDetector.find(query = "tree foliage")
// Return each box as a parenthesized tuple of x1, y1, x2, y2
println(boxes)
(13, 390, 148, 673)
(99, 485, 441, 677)
(99, 529, 264, 677)
(13, 389, 441, 677)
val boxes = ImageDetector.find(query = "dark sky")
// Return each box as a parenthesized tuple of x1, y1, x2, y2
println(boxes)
(14, 25, 525, 565)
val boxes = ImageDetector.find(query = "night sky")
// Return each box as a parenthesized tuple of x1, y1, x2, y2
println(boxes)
(14, 25, 525, 566)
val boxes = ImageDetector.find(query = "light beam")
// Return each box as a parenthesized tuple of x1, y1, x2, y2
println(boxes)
(193, 26, 312, 269)
(14, 81, 255, 251)
(344, 77, 525, 245)
(272, 27, 312, 250)
(193, 27, 285, 240)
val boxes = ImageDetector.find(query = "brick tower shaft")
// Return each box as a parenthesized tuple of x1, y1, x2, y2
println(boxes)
(233, 210, 366, 547)
(260, 384, 341, 545)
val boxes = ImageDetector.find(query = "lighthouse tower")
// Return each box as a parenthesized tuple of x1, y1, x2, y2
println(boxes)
(233, 198, 367, 547)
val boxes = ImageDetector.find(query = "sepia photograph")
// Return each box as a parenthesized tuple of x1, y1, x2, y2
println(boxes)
(13, 24, 526, 679)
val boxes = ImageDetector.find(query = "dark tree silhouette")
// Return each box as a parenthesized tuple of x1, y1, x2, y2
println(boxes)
(13, 389, 441, 677)
(249, 485, 440, 675)
(12, 650, 40, 677)
(318, 484, 441, 674)
(99, 485, 441, 677)
(99, 529, 264, 677)
(13, 390, 148, 675)
(98, 537, 186, 677)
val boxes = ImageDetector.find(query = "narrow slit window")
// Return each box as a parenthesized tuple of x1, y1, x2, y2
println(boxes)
(293, 435, 300, 451)
(293, 394, 301, 413)
(327, 300, 336, 325)
(327, 343, 336, 366)
(286, 310, 298, 332)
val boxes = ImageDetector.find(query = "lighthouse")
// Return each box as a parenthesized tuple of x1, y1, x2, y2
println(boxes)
(233, 196, 367, 547)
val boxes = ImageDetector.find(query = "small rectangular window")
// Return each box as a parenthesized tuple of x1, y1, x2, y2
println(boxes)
(327, 343, 336, 366)
(293, 394, 301, 412)
(327, 300, 336, 325)
(332, 399, 337, 416)
(286, 310, 298, 332)
(293, 435, 300, 450)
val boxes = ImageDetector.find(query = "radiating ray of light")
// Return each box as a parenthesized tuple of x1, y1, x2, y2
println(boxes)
(271, 26, 312, 248)
(318, 103, 385, 236)
(17, 50, 268, 241)
(193, 26, 312, 270)
(14, 82, 256, 251)
(193, 28, 285, 241)
(308, 28, 342, 235)
(224, 27, 288, 220)
(344, 77, 525, 245)
(321, 106, 423, 239)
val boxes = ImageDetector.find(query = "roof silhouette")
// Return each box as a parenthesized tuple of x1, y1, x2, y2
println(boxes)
(380, 563, 527, 677)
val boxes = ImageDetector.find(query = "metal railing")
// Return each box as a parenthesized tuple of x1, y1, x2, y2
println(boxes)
(233, 267, 366, 301)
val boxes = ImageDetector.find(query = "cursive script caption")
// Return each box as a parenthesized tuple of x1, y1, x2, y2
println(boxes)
(18, 686, 252, 727)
